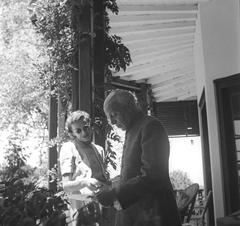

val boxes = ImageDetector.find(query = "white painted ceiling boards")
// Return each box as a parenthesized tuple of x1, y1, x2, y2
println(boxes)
(109, 0, 210, 102)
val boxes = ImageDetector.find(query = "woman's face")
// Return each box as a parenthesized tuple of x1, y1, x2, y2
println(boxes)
(71, 120, 92, 142)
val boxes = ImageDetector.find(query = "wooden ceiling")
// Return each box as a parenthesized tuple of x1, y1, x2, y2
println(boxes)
(109, 0, 209, 102)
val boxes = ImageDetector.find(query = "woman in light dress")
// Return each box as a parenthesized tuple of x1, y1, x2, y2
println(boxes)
(60, 110, 109, 226)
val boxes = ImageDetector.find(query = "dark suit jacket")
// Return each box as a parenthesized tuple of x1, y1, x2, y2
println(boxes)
(114, 112, 181, 226)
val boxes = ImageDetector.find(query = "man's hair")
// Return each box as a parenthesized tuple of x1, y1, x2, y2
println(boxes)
(104, 89, 140, 115)
(65, 110, 90, 134)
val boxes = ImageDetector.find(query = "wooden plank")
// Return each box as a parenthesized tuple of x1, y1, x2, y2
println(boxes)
(115, 48, 193, 77)
(153, 78, 196, 96)
(109, 13, 197, 23)
(117, 4, 198, 12)
(155, 85, 196, 102)
(152, 72, 194, 90)
(78, 6, 92, 113)
(148, 66, 193, 84)
(117, 0, 208, 4)
(118, 27, 195, 42)
(48, 87, 58, 192)
(126, 62, 193, 81)
(130, 39, 194, 55)
(117, 61, 193, 80)
(72, 6, 79, 110)
(93, 0, 105, 148)
(72, 63, 79, 110)
(131, 43, 194, 62)
(177, 91, 197, 100)
(120, 66, 192, 82)
(110, 20, 196, 33)
(126, 33, 194, 49)
(151, 71, 195, 88)
(124, 47, 193, 70)
(124, 61, 193, 81)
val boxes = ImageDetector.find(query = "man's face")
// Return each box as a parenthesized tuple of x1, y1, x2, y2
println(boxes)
(105, 109, 127, 130)
(71, 121, 92, 142)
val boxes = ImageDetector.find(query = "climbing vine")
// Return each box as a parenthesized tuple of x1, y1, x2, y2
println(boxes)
(30, 0, 131, 171)
(30, 0, 74, 99)
(103, 0, 131, 76)
(30, 0, 131, 98)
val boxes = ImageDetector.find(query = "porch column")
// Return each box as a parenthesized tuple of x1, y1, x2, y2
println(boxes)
(136, 84, 153, 115)
(72, 3, 92, 113)
(48, 88, 58, 191)
(93, 0, 105, 148)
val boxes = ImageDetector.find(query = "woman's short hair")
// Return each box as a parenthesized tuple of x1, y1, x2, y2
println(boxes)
(65, 110, 90, 134)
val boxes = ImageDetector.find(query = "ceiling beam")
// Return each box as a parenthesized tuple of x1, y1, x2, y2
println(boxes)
(152, 77, 195, 95)
(116, 58, 194, 79)
(177, 91, 197, 100)
(122, 61, 194, 81)
(130, 39, 194, 55)
(152, 73, 195, 91)
(124, 67, 193, 82)
(115, 48, 193, 76)
(116, 4, 198, 12)
(128, 46, 192, 66)
(120, 65, 193, 82)
(110, 20, 196, 34)
(125, 67, 191, 81)
(115, 58, 193, 78)
(126, 33, 194, 49)
(131, 43, 193, 62)
(110, 13, 197, 24)
(150, 71, 194, 88)
(117, 0, 210, 4)
(154, 85, 196, 102)
(117, 27, 195, 42)
(148, 66, 193, 84)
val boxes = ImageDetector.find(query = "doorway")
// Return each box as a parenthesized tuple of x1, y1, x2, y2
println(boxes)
(215, 74, 240, 214)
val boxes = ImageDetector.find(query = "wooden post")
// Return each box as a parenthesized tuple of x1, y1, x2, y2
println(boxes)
(93, 0, 105, 148)
(79, 4, 92, 113)
(48, 87, 58, 192)
(72, 55, 79, 111)
(136, 84, 149, 114)
(71, 3, 92, 113)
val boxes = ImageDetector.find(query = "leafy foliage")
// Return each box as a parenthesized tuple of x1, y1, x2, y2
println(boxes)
(0, 0, 130, 177)
(95, 0, 131, 171)
(0, 181, 69, 226)
(0, 0, 49, 130)
(30, 0, 131, 172)
(30, 0, 74, 98)
(0, 0, 49, 175)
(170, 170, 193, 190)
(105, 34, 131, 73)
(103, 1, 131, 75)
(0, 1, 132, 223)
(0, 142, 31, 181)
(0, 142, 69, 226)
(30, 0, 131, 95)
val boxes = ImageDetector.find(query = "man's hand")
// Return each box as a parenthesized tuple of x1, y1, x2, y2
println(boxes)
(95, 189, 116, 207)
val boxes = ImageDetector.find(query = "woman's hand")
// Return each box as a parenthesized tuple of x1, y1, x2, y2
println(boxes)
(62, 176, 107, 194)
(80, 178, 104, 191)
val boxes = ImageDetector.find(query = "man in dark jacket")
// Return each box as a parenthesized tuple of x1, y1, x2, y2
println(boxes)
(96, 89, 181, 226)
